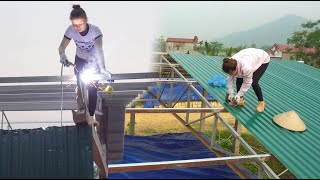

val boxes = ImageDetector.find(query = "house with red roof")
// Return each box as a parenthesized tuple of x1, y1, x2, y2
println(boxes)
(268, 43, 316, 60)
(166, 36, 198, 53)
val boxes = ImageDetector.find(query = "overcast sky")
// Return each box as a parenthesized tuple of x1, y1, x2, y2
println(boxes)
(0, 1, 319, 129)
(158, 1, 320, 40)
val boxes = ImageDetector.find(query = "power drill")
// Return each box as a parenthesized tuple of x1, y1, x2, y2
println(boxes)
(225, 93, 238, 106)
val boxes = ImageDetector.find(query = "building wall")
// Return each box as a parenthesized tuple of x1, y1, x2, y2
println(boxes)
(282, 53, 293, 60)
(274, 50, 282, 57)
(166, 42, 195, 53)
(269, 47, 282, 59)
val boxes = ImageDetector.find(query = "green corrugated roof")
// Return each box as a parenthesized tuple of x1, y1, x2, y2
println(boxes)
(169, 53, 320, 179)
(0, 125, 93, 178)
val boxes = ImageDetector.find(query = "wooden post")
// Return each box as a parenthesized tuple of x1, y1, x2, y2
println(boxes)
(232, 119, 242, 155)
(129, 112, 136, 136)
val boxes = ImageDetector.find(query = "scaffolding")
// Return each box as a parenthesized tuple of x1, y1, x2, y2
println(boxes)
(0, 54, 282, 178)
(123, 53, 280, 179)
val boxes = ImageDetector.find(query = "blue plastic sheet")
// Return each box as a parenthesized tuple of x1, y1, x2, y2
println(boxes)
(143, 78, 216, 108)
(208, 75, 227, 87)
(108, 133, 255, 179)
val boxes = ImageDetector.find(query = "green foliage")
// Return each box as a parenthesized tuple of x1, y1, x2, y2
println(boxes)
(225, 47, 234, 57)
(153, 36, 167, 52)
(234, 45, 248, 53)
(223, 43, 262, 57)
(260, 45, 273, 51)
(205, 129, 296, 179)
(196, 40, 224, 56)
(250, 43, 257, 48)
(287, 19, 320, 68)
(198, 40, 204, 47)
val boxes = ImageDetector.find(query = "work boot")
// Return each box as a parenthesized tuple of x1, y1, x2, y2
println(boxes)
(238, 97, 245, 106)
(90, 116, 100, 127)
(256, 101, 265, 112)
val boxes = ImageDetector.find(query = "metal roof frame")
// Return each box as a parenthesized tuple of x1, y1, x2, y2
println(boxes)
(0, 73, 158, 111)
(122, 54, 277, 179)
(156, 52, 320, 179)
(0, 72, 158, 83)
(0, 72, 159, 178)
(0, 59, 287, 178)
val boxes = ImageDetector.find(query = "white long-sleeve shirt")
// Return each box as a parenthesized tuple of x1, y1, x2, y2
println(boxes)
(227, 48, 270, 97)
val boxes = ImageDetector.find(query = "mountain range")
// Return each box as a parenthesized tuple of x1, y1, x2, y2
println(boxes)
(213, 14, 311, 48)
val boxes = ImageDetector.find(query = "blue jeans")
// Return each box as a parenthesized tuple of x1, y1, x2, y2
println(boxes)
(74, 55, 100, 116)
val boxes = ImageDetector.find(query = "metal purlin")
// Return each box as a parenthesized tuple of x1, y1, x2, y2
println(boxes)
(159, 54, 279, 179)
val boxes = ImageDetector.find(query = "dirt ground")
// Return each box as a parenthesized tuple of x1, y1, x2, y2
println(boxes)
(124, 101, 250, 136)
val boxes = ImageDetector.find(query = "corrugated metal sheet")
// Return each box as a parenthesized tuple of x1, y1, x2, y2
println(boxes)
(169, 53, 320, 179)
(0, 125, 93, 179)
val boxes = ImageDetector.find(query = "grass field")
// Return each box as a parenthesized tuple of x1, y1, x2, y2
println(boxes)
(123, 102, 296, 179)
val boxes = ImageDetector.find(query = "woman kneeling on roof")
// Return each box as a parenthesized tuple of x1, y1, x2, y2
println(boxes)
(222, 48, 270, 112)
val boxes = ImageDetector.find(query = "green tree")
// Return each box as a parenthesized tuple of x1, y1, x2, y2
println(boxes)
(153, 36, 167, 52)
(198, 40, 204, 47)
(234, 45, 247, 53)
(210, 41, 224, 56)
(204, 40, 211, 55)
(225, 47, 234, 57)
(287, 19, 320, 68)
(196, 40, 224, 56)
(250, 43, 257, 48)
(260, 45, 272, 51)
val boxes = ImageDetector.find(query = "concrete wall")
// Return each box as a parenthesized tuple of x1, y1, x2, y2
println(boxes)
(166, 42, 195, 53)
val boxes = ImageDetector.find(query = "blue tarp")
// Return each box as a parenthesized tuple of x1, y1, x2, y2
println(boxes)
(108, 133, 255, 179)
(143, 81, 216, 108)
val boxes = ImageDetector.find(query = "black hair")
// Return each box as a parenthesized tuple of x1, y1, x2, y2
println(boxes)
(70, 4, 87, 20)
(222, 58, 237, 73)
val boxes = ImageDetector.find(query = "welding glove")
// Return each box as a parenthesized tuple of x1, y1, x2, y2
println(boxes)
(228, 93, 234, 102)
(100, 69, 112, 80)
(59, 52, 69, 67)
(232, 95, 241, 106)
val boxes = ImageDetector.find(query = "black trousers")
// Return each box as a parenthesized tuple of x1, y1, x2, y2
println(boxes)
(236, 63, 269, 101)
(74, 55, 100, 116)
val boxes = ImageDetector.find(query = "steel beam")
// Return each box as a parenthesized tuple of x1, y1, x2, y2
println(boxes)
(125, 108, 223, 113)
(0, 82, 154, 94)
(0, 72, 158, 83)
(147, 90, 253, 179)
(160, 55, 279, 179)
(186, 113, 216, 125)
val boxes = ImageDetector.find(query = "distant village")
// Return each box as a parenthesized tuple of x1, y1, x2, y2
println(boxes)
(156, 35, 315, 59)
(154, 35, 318, 68)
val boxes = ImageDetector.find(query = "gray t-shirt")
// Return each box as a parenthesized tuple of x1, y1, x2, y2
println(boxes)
(64, 23, 103, 61)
